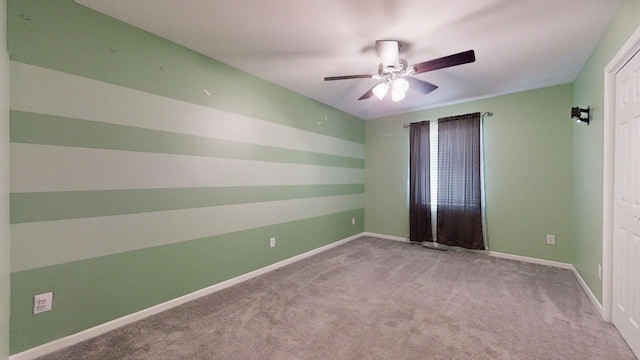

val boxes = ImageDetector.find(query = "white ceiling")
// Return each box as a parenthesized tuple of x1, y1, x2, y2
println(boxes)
(77, 0, 623, 120)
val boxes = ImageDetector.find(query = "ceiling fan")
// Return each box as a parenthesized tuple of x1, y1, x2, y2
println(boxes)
(324, 40, 475, 102)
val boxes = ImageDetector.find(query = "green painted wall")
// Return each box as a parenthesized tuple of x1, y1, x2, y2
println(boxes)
(7, 0, 637, 355)
(11, 209, 364, 352)
(8, 0, 365, 354)
(0, 1, 10, 358)
(572, 0, 640, 302)
(365, 84, 575, 263)
(7, 1, 363, 144)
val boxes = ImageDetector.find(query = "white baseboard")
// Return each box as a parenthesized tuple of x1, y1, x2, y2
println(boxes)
(571, 266, 604, 317)
(368, 236, 605, 318)
(9, 233, 364, 360)
(12, 233, 605, 359)
(488, 251, 603, 317)
(362, 232, 408, 242)
(488, 251, 574, 269)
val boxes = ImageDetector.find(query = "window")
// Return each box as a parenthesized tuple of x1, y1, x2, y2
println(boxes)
(409, 112, 485, 250)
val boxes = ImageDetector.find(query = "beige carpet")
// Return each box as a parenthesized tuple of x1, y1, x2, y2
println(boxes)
(37, 236, 635, 359)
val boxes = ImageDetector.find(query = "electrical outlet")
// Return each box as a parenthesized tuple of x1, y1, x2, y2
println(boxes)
(352, 218, 356, 225)
(270, 237, 276, 248)
(546, 234, 555, 245)
(33, 292, 53, 314)
(598, 264, 602, 280)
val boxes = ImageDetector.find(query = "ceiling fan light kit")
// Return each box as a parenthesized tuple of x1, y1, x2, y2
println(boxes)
(391, 87, 406, 102)
(372, 82, 389, 100)
(324, 40, 476, 103)
(373, 77, 410, 102)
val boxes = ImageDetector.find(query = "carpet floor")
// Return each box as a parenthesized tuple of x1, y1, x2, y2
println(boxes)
(37, 236, 635, 359)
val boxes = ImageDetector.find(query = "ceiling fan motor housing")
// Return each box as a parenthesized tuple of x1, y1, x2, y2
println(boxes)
(378, 58, 413, 80)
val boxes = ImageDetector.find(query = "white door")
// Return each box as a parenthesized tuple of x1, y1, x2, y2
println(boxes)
(613, 48, 640, 357)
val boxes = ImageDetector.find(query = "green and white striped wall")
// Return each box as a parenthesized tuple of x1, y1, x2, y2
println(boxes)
(8, 0, 365, 354)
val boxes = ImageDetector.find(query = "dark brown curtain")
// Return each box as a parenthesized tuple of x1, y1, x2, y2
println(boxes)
(409, 121, 432, 242)
(436, 113, 484, 249)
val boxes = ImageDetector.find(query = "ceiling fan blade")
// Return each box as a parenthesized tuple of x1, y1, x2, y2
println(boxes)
(406, 77, 438, 95)
(358, 86, 376, 100)
(412, 50, 476, 74)
(324, 74, 373, 81)
(376, 40, 399, 68)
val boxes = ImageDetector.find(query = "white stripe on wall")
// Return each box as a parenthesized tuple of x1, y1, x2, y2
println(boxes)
(10, 62, 364, 159)
(11, 194, 364, 271)
(10, 144, 364, 193)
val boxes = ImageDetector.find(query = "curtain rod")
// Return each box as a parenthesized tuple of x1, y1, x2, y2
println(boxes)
(402, 112, 493, 128)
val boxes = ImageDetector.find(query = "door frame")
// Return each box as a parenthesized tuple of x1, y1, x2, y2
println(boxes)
(603, 24, 640, 322)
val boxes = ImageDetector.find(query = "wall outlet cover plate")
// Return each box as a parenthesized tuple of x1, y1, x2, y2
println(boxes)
(34, 292, 53, 314)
